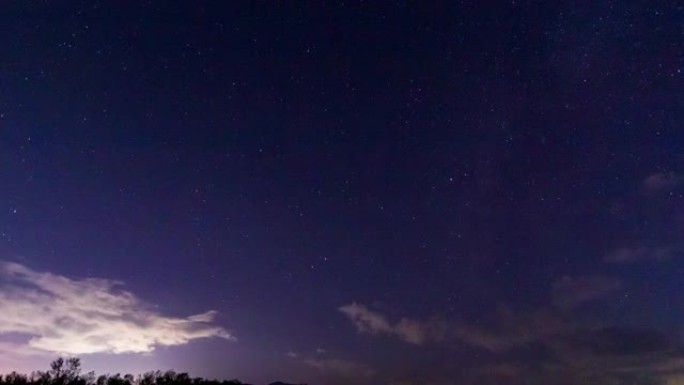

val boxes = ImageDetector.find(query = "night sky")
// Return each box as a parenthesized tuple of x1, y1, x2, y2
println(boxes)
(1, 2, 683, 384)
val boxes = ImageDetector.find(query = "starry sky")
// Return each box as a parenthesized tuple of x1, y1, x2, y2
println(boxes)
(0, 1, 683, 384)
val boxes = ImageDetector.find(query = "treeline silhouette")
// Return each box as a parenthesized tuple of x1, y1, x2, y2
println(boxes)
(0, 358, 305, 385)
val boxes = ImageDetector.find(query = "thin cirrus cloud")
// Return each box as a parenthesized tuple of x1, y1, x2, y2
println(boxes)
(642, 171, 682, 193)
(338, 276, 617, 352)
(551, 275, 622, 310)
(338, 303, 446, 345)
(286, 350, 375, 381)
(0, 262, 233, 355)
(604, 245, 676, 264)
(452, 304, 571, 352)
(336, 299, 684, 384)
(302, 357, 375, 379)
(338, 302, 567, 351)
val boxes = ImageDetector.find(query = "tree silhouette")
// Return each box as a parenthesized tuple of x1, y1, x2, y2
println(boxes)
(0, 358, 258, 385)
(48, 358, 82, 385)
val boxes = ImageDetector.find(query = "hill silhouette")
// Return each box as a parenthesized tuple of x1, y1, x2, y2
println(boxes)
(0, 358, 306, 385)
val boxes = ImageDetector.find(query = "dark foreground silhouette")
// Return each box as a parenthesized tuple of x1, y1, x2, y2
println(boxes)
(0, 358, 305, 385)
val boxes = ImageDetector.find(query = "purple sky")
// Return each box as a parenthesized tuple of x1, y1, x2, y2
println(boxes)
(1, 2, 683, 384)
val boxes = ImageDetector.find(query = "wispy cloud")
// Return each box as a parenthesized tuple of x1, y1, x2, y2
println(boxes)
(643, 172, 682, 193)
(339, 276, 620, 352)
(303, 357, 375, 379)
(339, 302, 568, 353)
(453, 304, 570, 352)
(452, 277, 620, 352)
(665, 374, 684, 385)
(338, 303, 446, 345)
(455, 317, 684, 384)
(0, 262, 233, 355)
(543, 326, 684, 383)
(551, 275, 622, 310)
(604, 245, 676, 264)
(337, 297, 684, 385)
(286, 349, 375, 381)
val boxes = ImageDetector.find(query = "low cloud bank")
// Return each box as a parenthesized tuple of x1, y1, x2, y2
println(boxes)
(0, 262, 233, 355)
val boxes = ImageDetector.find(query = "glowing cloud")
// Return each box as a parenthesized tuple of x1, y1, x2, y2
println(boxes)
(0, 262, 233, 355)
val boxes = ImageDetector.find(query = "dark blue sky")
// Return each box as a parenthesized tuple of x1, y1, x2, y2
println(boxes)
(1, 2, 683, 384)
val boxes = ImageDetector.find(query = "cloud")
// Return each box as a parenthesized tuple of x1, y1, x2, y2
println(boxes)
(339, 303, 392, 335)
(453, 304, 570, 352)
(551, 275, 622, 310)
(604, 245, 676, 264)
(454, 323, 684, 385)
(287, 350, 375, 382)
(543, 326, 684, 383)
(338, 302, 567, 352)
(643, 172, 682, 193)
(336, 298, 684, 385)
(560, 326, 674, 356)
(302, 357, 375, 379)
(665, 374, 684, 385)
(338, 303, 446, 345)
(0, 262, 233, 355)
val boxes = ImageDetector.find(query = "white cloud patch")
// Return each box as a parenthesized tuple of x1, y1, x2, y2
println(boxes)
(0, 262, 233, 355)
(551, 275, 622, 310)
(338, 303, 446, 345)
